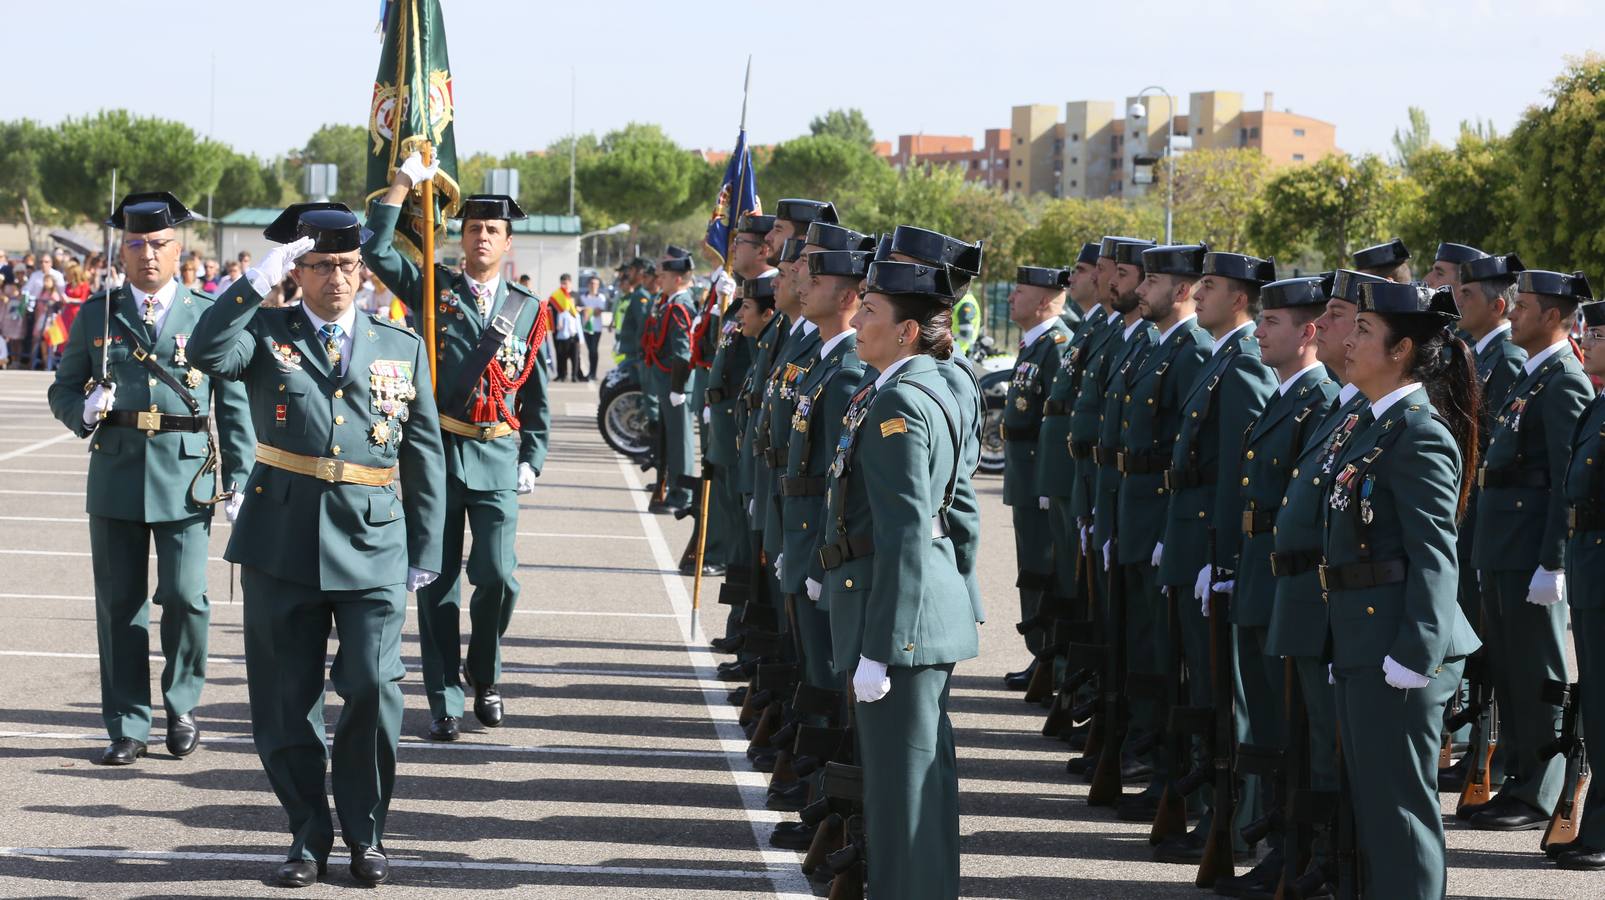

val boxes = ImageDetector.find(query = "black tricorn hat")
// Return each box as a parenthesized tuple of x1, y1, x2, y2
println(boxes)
(865, 260, 958, 304)
(452, 194, 526, 222)
(1076, 241, 1101, 266)
(743, 275, 777, 308)
(1518, 269, 1592, 302)
(780, 238, 807, 264)
(1100, 235, 1154, 260)
(1460, 253, 1524, 285)
(1261, 276, 1328, 310)
(1434, 242, 1485, 266)
(877, 225, 984, 276)
(1203, 251, 1276, 286)
(660, 244, 695, 272)
(1141, 243, 1208, 277)
(1581, 300, 1605, 328)
(264, 202, 371, 252)
(809, 250, 873, 279)
(1016, 266, 1069, 288)
(737, 213, 776, 235)
(1326, 268, 1387, 303)
(1352, 237, 1411, 271)
(774, 199, 839, 227)
(805, 221, 873, 252)
(108, 191, 194, 232)
(1357, 281, 1460, 323)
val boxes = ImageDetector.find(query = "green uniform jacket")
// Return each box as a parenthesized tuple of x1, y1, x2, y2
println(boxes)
(362, 202, 551, 489)
(1231, 367, 1337, 628)
(1266, 390, 1368, 658)
(1092, 319, 1156, 550)
(48, 286, 254, 523)
(935, 357, 986, 625)
(761, 322, 821, 562)
(1114, 319, 1211, 564)
(1457, 328, 1526, 604)
(1158, 326, 1276, 583)
(822, 355, 979, 670)
(1471, 344, 1592, 573)
(738, 313, 785, 497)
(1066, 312, 1124, 522)
(1323, 389, 1480, 674)
(1564, 392, 1605, 610)
(1036, 309, 1107, 497)
(786, 332, 865, 595)
(616, 286, 650, 362)
(704, 314, 752, 470)
(189, 277, 447, 590)
(1002, 318, 1072, 507)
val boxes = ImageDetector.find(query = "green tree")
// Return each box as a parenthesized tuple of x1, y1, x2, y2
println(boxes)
(1505, 53, 1605, 275)
(212, 152, 283, 216)
(1245, 154, 1420, 268)
(39, 110, 227, 223)
(1015, 196, 1163, 268)
(808, 109, 877, 150)
(758, 134, 892, 219)
(581, 123, 702, 232)
(1391, 106, 1434, 173)
(289, 123, 368, 208)
(1155, 148, 1272, 251)
(0, 119, 56, 221)
(1393, 128, 1517, 257)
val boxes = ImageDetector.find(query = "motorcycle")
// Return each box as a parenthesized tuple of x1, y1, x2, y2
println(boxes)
(596, 360, 654, 459)
(964, 334, 1015, 476)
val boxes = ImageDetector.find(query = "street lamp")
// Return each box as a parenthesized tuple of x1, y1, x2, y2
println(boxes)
(578, 223, 631, 267)
(1128, 86, 1175, 244)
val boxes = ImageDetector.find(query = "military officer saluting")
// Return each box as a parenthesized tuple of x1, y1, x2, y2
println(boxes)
(365, 154, 552, 741)
(1470, 267, 1593, 832)
(189, 204, 447, 887)
(48, 191, 254, 765)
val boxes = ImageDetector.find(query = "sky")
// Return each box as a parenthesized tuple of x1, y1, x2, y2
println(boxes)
(8, 0, 1603, 162)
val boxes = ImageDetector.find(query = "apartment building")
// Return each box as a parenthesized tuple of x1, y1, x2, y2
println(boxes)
(882, 130, 1011, 189)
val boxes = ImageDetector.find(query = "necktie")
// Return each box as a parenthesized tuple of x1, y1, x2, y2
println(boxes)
(321, 323, 344, 372)
(142, 295, 157, 326)
(471, 282, 489, 316)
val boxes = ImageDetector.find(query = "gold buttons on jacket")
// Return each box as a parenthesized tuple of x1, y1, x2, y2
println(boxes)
(1246, 451, 1255, 460)
(844, 578, 854, 588)
(905, 643, 916, 652)
(1366, 606, 1375, 615)
(1198, 511, 1206, 518)
(335, 389, 344, 399)
(331, 445, 342, 456)
(148, 378, 157, 387)
(1516, 501, 1523, 509)
(278, 383, 286, 392)
(1241, 477, 1250, 486)
(801, 522, 808, 530)
(255, 486, 264, 494)
(335, 416, 345, 425)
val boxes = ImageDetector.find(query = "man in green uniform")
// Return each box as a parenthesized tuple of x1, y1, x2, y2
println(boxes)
(365, 157, 551, 740)
(189, 204, 447, 887)
(47, 191, 253, 765)
(1469, 268, 1593, 831)
(648, 247, 698, 514)
(1211, 275, 1336, 894)
(1351, 237, 1413, 282)
(1154, 251, 1278, 861)
(1001, 265, 1074, 674)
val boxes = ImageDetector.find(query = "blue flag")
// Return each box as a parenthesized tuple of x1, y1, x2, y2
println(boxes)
(703, 130, 760, 267)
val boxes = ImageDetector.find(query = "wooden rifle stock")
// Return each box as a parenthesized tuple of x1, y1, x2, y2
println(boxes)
(1149, 584, 1189, 845)
(1196, 530, 1237, 887)
(1086, 535, 1126, 806)
(1540, 681, 1586, 853)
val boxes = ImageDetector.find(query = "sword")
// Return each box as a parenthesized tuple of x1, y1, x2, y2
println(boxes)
(86, 170, 117, 452)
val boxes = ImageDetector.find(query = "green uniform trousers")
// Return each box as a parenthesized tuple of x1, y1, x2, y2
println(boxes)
(789, 593, 835, 698)
(1012, 503, 1053, 656)
(415, 480, 520, 720)
(653, 383, 693, 508)
(1173, 583, 1256, 845)
(242, 566, 405, 862)
(1124, 563, 1167, 791)
(701, 462, 744, 568)
(1481, 569, 1566, 812)
(1237, 623, 1285, 768)
(1047, 497, 1083, 601)
(1291, 654, 1338, 866)
(1334, 660, 1463, 900)
(856, 663, 960, 900)
(1573, 608, 1605, 846)
(88, 513, 211, 743)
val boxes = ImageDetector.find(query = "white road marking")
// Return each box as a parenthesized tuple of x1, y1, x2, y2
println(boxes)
(0, 433, 75, 462)
(564, 401, 599, 417)
(0, 517, 645, 541)
(0, 731, 721, 760)
(0, 489, 85, 497)
(0, 649, 706, 682)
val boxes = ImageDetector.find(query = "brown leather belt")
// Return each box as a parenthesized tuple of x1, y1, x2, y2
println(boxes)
(1269, 549, 1320, 577)
(439, 415, 514, 441)
(1068, 440, 1094, 460)
(103, 410, 209, 433)
(1116, 449, 1167, 475)
(1044, 399, 1067, 416)
(1318, 558, 1406, 591)
(1477, 466, 1549, 489)
(255, 443, 397, 486)
(780, 476, 827, 497)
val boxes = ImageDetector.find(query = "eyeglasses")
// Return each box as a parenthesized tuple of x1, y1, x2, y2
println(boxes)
(1584, 329, 1605, 343)
(733, 237, 764, 248)
(124, 238, 176, 257)
(296, 259, 362, 277)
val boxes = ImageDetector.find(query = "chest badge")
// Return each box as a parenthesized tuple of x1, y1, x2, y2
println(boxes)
(370, 420, 393, 447)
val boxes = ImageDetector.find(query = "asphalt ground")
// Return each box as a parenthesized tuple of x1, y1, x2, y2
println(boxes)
(0, 353, 1593, 899)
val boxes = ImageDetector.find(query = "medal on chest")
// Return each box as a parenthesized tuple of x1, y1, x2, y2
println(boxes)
(173, 333, 189, 368)
(1505, 396, 1529, 432)
(269, 339, 303, 372)
(792, 390, 817, 433)
(496, 334, 528, 380)
(1359, 475, 1375, 525)
(830, 388, 874, 479)
(1320, 414, 1359, 475)
(1329, 463, 1359, 512)
(369, 359, 417, 429)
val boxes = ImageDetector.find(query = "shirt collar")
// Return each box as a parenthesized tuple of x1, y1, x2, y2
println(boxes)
(1211, 320, 1254, 355)
(1278, 362, 1323, 396)
(1524, 339, 1568, 374)
(464, 272, 501, 299)
(1157, 314, 1197, 344)
(1474, 320, 1511, 355)
(873, 354, 918, 391)
(1121, 317, 1145, 340)
(1337, 382, 1360, 406)
(1021, 318, 1054, 347)
(789, 316, 817, 337)
(1105, 309, 1121, 326)
(1370, 382, 1422, 419)
(129, 279, 178, 309)
(302, 303, 359, 337)
(817, 328, 855, 360)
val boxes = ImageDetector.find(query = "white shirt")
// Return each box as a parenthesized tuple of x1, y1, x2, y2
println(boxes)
(1020, 318, 1055, 348)
(1157, 314, 1198, 344)
(790, 316, 818, 338)
(128, 279, 180, 337)
(1278, 362, 1324, 396)
(1524, 339, 1568, 375)
(1370, 382, 1423, 420)
(464, 273, 501, 307)
(1121, 317, 1145, 341)
(23, 268, 59, 299)
(873, 354, 918, 391)
(817, 328, 856, 361)
(1105, 310, 1120, 327)
(302, 304, 359, 376)
(1211, 320, 1255, 355)
(1474, 320, 1511, 356)
(1337, 383, 1360, 406)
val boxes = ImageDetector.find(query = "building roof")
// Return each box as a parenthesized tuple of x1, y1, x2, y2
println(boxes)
(219, 207, 581, 236)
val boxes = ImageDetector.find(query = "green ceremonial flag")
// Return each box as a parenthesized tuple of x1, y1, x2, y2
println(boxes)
(366, 0, 461, 262)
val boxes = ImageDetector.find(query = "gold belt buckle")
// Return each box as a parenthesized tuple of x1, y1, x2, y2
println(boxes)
(136, 411, 162, 431)
(1242, 510, 1256, 534)
(1317, 564, 1330, 591)
(1476, 468, 1487, 488)
(315, 458, 344, 483)
(479, 425, 496, 440)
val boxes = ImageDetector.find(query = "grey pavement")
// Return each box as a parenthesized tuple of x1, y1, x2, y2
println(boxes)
(0, 361, 1592, 899)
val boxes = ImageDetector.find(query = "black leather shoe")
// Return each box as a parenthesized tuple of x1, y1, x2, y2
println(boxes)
(96, 738, 147, 766)
(1556, 843, 1605, 870)
(463, 665, 504, 727)
(348, 845, 389, 886)
(165, 714, 199, 757)
(710, 634, 744, 654)
(766, 781, 810, 812)
(1213, 848, 1282, 897)
(726, 686, 747, 706)
(1121, 755, 1154, 783)
(648, 501, 687, 516)
(679, 559, 726, 577)
(1066, 753, 1094, 776)
(1003, 660, 1037, 691)
(1153, 830, 1254, 864)
(769, 821, 816, 850)
(426, 717, 460, 742)
(273, 858, 325, 888)
(1469, 796, 1549, 831)
(717, 663, 749, 683)
(1437, 753, 1469, 793)
(1115, 793, 1160, 822)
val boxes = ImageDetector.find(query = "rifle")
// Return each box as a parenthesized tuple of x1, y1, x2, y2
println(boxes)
(1453, 657, 1498, 819)
(1195, 529, 1238, 888)
(1149, 584, 1194, 844)
(1086, 534, 1127, 806)
(1066, 527, 1107, 770)
(1539, 680, 1588, 854)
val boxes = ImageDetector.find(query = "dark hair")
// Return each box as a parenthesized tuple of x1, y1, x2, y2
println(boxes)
(1361, 261, 1413, 282)
(1284, 304, 1323, 326)
(1474, 278, 1518, 315)
(882, 294, 955, 360)
(1534, 294, 1580, 319)
(1378, 313, 1480, 519)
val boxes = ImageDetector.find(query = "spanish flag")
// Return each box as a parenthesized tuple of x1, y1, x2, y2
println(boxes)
(43, 316, 67, 349)
(389, 296, 407, 322)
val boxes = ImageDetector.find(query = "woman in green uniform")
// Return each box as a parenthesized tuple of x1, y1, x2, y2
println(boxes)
(818, 259, 979, 900)
(1329, 282, 1482, 898)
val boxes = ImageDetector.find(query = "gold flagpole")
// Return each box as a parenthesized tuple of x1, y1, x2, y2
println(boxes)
(420, 142, 437, 381)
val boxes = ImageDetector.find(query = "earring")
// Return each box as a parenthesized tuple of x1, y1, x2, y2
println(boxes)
(898, 336, 905, 344)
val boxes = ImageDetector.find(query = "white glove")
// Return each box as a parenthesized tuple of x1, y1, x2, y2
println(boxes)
(702, 406, 711, 424)
(223, 490, 244, 524)
(1038, 496, 1049, 510)
(1526, 567, 1566, 607)
(853, 656, 891, 703)
(82, 382, 117, 427)
(1327, 663, 1335, 685)
(773, 552, 785, 579)
(1101, 539, 1111, 571)
(805, 578, 821, 602)
(669, 391, 686, 407)
(397, 151, 439, 189)
(516, 462, 537, 495)
(1196, 565, 1213, 614)
(1151, 541, 1164, 569)
(1382, 655, 1431, 690)
(406, 567, 438, 592)
(714, 269, 736, 301)
(1212, 579, 1236, 595)
(1079, 522, 1091, 555)
(747, 498, 755, 518)
(249, 236, 315, 291)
